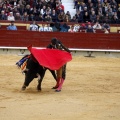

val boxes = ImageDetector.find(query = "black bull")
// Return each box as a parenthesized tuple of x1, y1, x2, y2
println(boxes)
(21, 56, 57, 91)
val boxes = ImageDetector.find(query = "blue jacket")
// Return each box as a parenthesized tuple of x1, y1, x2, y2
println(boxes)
(7, 25, 17, 30)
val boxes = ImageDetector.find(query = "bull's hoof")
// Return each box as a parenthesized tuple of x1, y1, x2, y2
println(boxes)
(37, 86, 41, 91)
(21, 85, 26, 91)
(37, 88, 41, 91)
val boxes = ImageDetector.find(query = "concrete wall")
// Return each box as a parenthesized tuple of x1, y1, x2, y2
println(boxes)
(0, 48, 120, 58)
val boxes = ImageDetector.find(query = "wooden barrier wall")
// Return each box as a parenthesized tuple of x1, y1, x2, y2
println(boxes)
(0, 30, 120, 50)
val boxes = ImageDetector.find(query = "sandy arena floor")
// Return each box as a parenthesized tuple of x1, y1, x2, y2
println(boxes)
(0, 54, 120, 120)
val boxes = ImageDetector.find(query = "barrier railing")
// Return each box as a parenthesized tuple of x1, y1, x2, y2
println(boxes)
(0, 30, 120, 50)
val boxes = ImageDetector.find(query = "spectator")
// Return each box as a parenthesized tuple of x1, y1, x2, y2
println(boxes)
(43, 7, 51, 19)
(97, 11, 104, 23)
(68, 25, 76, 32)
(106, 8, 113, 19)
(104, 28, 109, 34)
(39, 24, 47, 32)
(75, 10, 81, 21)
(78, 10, 84, 23)
(45, 23, 53, 32)
(24, 4, 31, 15)
(51, 9, 58, 22)
(90, 11, 97, 23)
(7, 21, 17, 30)
(95, 15, 103, 23)
(57, 11, 65, 22)
(85, 24, 95, 33)
(17, 4, 24, 16)
(74, 0, 78, 9)
(78, 1, 86, 11)
(102, 0, 109, 13)
(28, 13, 36, 21)
(44, 14, 52, 22)
(0, 10, 7, 20)
(60, 23, 70, 32)
(29, 21, 39, 31)
(111, 15, 120, 24)
(15, 12, 21, 20)
(65, 11, 71, 20)
(36, 1, 43, 10)
(7, 12, 15, 21)
(56, 1, 64, 14)
(102, 22, 110, 29)
(93, 21, 102, 29)
(63, 14, 70, 22)
(35, 14, 43, 21)
(40, 5, 47, 16)
(110, 0, 117, 8)
(103, 13, 111, 23)
(21, 12, 29, 21)
(13, 6, 19, 16)
(83, 6, 88, 14)
(41, 0, 47, 7)
(54, 22, 61, 31)
(79, 23, 87, 32)
(74, 24, 81, 32)
(117, 7, 120, 19)
(112, 5, 117, 13)
(47, 0, 56, 10)
(31, 6, 40, 17)
(50, 23, 59, 32)
(83, 11, 90, 23)
(70, 16, 78, 22)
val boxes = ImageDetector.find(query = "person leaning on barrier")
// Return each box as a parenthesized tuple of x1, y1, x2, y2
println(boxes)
(7, 21, 17, 30)
(102, 22, 110, 29)
(39, 24, 47, 32)
(93, 21, 102, 29)
(45, 23, 53, 32)
(85, 23, 95, 33)
(47, 38, 71, 92)
(29, 21, 39, 31)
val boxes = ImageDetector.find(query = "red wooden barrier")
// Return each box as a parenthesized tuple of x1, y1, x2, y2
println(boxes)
(0, 25, 26, 30)
(0, 30, 120, 50)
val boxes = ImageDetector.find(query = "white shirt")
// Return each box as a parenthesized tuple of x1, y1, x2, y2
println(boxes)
(39, 27, 48, 32)
(46, 27, 53, 32)
(7, 16, 15, 21)
(93, 24, 102, 29)
(29, 24, 38, 31)
(68, 28, 76, 32)
(74, 25, 80, 32)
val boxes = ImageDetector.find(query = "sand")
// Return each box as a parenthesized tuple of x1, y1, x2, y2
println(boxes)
(0, 54, 120, 120)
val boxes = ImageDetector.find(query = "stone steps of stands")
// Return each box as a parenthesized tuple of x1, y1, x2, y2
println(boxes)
(62, 0, 76, 18)
(62, 0, 74, 3)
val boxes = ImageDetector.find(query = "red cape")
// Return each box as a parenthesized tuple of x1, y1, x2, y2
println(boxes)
(28, 46, 72, 70)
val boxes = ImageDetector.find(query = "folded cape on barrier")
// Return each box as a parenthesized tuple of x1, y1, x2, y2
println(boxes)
(28, 46, 72, 70)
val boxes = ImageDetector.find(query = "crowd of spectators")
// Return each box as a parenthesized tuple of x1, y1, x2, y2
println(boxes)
(74, 0, 120, 24)
(27, 20, 110, 33)
(0, 0, 120, 33)
(0, 0, 119, 24)
(0, 0, 67, 22)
